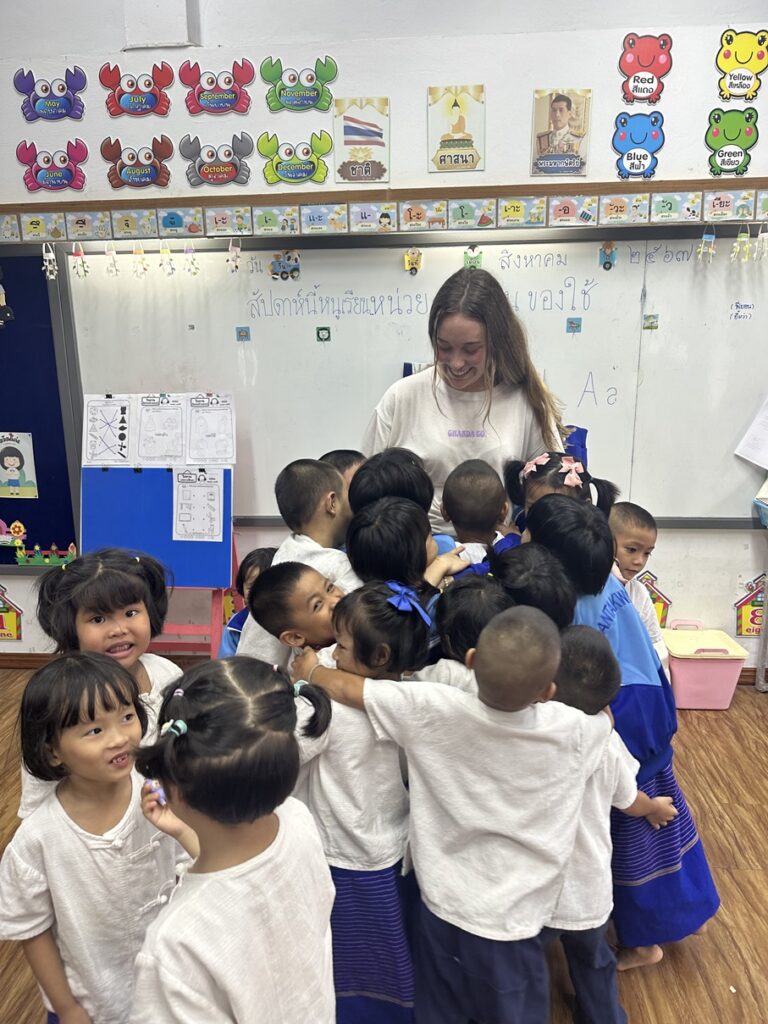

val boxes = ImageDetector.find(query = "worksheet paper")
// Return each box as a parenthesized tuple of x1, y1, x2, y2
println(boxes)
(736, 395, 768, 471)
(172, 468, 224, 543)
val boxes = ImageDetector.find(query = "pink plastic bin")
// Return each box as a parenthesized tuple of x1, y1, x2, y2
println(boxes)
(661, 620, 748, 710)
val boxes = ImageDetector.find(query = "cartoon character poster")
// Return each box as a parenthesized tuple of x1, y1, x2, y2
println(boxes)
(261, 56, 337, 111)
(612, 111, 665, 179)
(618, 34, 673, 104)
(0, 432, 38, 498)
(735, 573, 764, 637)
(179, 134, 254, 185)
(179, 60, 255, 114)
(17, 140, 88, 191)
(99, 62, 174, 116)
(333, 98, 390, 183)
(0, 584, 23, 640)
(257, 132, 332, 184)
(705, 108, 759, 176)
(428, 85, 485, 172)
(100, 136, 173, 188)
(715, 29, 768, 100)
(531, 89, 591, 176)
(14, 66, 87, 121)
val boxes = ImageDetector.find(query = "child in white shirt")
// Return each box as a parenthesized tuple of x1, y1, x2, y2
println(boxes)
(131, 657, 335, 1024)
(441, 458, 514, 564)
(0, 652, 195, 1024)
(544, 625, 678, 1023)
(293, 605, 612, 1024)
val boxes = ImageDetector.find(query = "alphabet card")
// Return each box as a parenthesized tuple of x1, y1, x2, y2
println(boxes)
(650, 192, 702, 223)
(498, 197, 547, 228)
(599, 193, 650, 224)
(66, 211, 113, 240)
(300, 204, 348, 234)
(20, 211, 65, 240)
(428, 86, 485, 172)
(349, 203, 397, 233)
(252, 206, 299, 235)
(449, 199, 496, 229)
(398, 199, 448, 231)
(703, 189, 755, 221)
(548, 195, 598, 226)
(334, 98, 390, 183)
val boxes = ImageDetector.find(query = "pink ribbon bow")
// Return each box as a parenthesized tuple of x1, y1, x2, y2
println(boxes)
(520, 453, 551, 481)
(560, 457, 584, 488)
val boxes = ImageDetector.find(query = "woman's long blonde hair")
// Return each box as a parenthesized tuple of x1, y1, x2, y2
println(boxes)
(429, 268, 563, 446)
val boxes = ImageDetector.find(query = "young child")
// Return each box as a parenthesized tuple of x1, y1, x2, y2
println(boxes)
(412, 575, 513, 693)
(238, 459, 361, 662)
(0, 652, 195, 1024)
(21, 548, 181, 819)
(297, 581, 431, 1023)
(319, 448, 367, 488)
(545, 625, 678, 1023)
(487, 541, 576, 630)
(504, 451, 619, 533)
(292, 606, 613, 1024)
(441, 459, 520, 567)
(248, 562, 343, 654)
(348, 446, 454, 553)
(218, 546, 277, 657)
(131, 657, 336, 1023)
(527, 494, 720, 969)
(609, 501, 669, 669)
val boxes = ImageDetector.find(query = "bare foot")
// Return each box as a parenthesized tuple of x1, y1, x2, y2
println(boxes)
(617, 944, 664, 971)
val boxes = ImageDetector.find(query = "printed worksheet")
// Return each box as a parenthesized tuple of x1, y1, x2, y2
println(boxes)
(137, 394, 185, 464)
(186, 393, 236, 465)
(82, 395, 135, 465)
(172, 468, 224, 542)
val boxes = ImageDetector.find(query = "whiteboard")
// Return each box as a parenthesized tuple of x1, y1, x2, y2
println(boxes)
(67, 239, 765, 519)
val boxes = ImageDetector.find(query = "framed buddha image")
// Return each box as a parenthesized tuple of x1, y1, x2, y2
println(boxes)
(531, 88, 591, 176)
(428, 85, 485, 172)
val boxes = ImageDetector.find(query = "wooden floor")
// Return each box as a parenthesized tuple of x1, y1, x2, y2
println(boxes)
(2, 668, 768, 1023)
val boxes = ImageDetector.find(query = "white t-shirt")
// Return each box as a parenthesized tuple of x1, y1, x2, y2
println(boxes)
(362, 370, 551, 533)
(549, 729, 639, 931)
(459, 532, 503, 565)
(411, 659, 477, 694)
(0, 774, 183, 1024)
(294, 695, 408, 870)
(130, 798, 335, 1024)
(237, 534, 362, 664)
(363, 681, 611, 941)
(18, 652, 182, 819)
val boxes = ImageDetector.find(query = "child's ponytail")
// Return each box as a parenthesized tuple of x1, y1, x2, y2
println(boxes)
(502, 459, 527, 506)
(589, 476, 620, 516)
(294, 682, 332, 738)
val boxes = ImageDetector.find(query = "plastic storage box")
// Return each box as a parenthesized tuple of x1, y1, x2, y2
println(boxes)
(661, 620, 748, 710)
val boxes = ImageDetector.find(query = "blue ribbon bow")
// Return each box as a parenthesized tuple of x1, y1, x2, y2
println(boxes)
(385, 581, 432, 627)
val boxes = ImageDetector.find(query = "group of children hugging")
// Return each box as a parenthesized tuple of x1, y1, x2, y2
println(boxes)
(0, 444, 720, 1024)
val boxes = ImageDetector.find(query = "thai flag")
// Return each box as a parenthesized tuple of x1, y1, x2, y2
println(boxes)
(343, 114, 385, 147)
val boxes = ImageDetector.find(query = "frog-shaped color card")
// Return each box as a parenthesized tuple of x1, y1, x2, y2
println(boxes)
(715, 28, 768, 100)
(618, 33, 673, 103)
(705, 108, 759, 176)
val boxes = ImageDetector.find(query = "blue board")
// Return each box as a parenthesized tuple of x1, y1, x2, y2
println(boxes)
(81, 468, 232, 588)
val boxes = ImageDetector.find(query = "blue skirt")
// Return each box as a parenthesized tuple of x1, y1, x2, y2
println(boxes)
(331, 862, 415, 1024)
(610, 760, 720, 947)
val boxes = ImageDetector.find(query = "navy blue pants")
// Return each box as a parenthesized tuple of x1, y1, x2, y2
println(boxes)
(414, 903, 549, 1024)
(541, 923, 627, 1024)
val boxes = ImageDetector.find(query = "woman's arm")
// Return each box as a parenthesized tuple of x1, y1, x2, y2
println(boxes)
(22, 929, 92, 1023)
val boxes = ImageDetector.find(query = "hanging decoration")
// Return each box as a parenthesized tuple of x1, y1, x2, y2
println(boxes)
(105, 240, 119, 276)
(183, 242, 200, 276)
(159, 241, 176, 277)
(132, 241, 150, 278)
(227, 238, 241, 273)
(696, 227, 717, 263)
(730, 226, 751, 263)
(0, 267, 14, 328)
(71, 241, 89, 278)
(754, 223, 768, 261)
(42, 243, 58, 280)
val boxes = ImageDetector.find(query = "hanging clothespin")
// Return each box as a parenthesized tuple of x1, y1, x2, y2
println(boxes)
(183, 241, 200, 276)
(105, 240, 119, 276)
(227, 238, 241, 273)
(730, 225, 751, 263)
(159, 240, 176, 277)
(71, 241, 89, 278)
(753, 223, 768, 262)
(42, 242, 58, 280)
(463, 244, 483, 270)
(132, 240, 150, 279)
(0, 267, 14, 328)
(696, 226, 716, 264)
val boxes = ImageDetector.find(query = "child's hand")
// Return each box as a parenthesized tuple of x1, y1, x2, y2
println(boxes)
(497, 523, 521, 537)
(141, 780, 183, 838)
(645, 795, 679, 830)
(424, 547, 466, 586)
(291, 647, 319, 684)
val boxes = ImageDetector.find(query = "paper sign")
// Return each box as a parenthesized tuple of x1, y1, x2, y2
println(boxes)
(703, 190, 755, 221)
(66, 211, 112, 240)
(548, 195, 598, 225)
(349, 203, 397, 233)
(0, 215, 21, 242)
(0, 432, 38, 498)
(531, 89, 591, 176)
(204, 207, 252, 235)
(428, 85, 485, 172)
(158, 208, 204, 236)
(498, 197, 547, 228)
(186, 393, 236, 465)
(599, 193, 650, 224)
(137, 394, 185, 463)
(650, 192, 702, 223)
(252, 206, 300, 235)
(334, 97, 390, 183)
(111, 209, 158, 239)
(300, 204, 348, 234)
(83, 395, 134, 465)
(173, 468, 224, 543)
(20, 211, 65, 240)
(449, 199, 496, 229)
(399, 200, 448, 231)
(735, 395, 768, 471)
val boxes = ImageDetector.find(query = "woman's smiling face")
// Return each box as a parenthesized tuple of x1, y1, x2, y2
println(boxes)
(434, 313, 488, 392)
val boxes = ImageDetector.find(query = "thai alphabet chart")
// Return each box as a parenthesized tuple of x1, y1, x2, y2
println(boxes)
(173, 468, 224, 542)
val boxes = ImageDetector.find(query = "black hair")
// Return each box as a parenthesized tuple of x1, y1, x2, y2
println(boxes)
(20, 652, 148, 782)
(346, 497, 430, 585)
(442, 459, 506, 536)
(555, 625, 621, 715)
(235, 547, 277, 597)
(332, 582, 430, 674)
(526, 494, 614, 597)
(274, 459, 345, 533)
(487, 542, 576, 630)
(319, 449, 366, 475)
(435, 575, 513, 662)
(135, 658, 330, 826)
(36, 548, 170, 652)
(504, 451, 619, 516)
(348, 447, 434, 515)
(609, 501, 657, 534)
(247, 561, 318, 638)
(552, 93, 573, 110)
(0, 445, 24, 471)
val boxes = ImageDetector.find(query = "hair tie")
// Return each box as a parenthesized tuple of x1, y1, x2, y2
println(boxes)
(160, 719, 188, 738)
(293, 682, 304, 696)
(61, 563, 67, 571)
(385, 581, 432, 627)
(520, 453, 551, 482)
(172, 687, 185, 697)
(134, 555, 141, 563)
